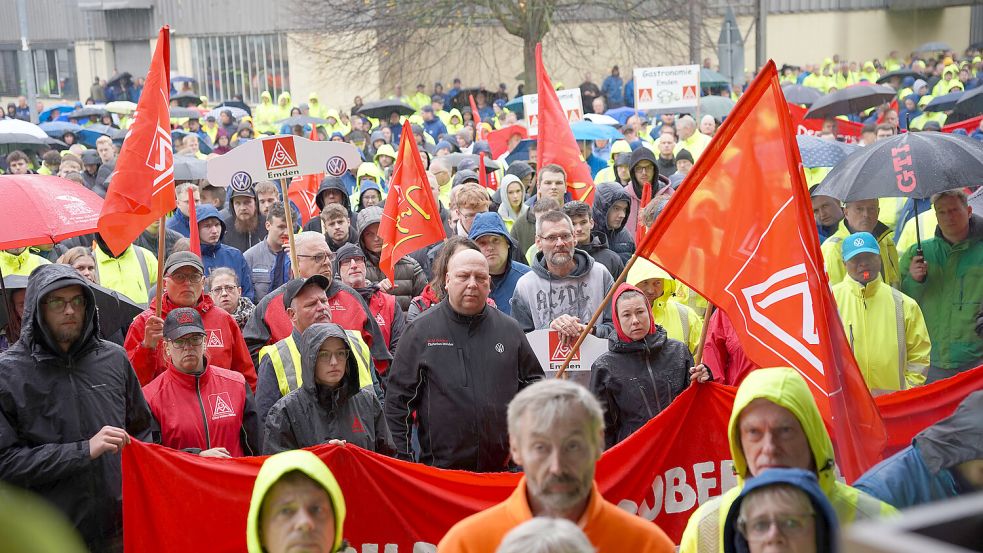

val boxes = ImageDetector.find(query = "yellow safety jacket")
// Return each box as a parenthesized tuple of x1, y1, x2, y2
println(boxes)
(895, 209, 938, 256)
(821, 222, 900, 288)
(258, 330, 373, 399)
(93, 245, 158, 306)
(0, 249, 49, 276)
(627, 258, 704, 355)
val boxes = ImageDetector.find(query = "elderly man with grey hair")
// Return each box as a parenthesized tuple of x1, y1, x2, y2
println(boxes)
(438, 379, 674, 553)
(673, 114, 712, 161)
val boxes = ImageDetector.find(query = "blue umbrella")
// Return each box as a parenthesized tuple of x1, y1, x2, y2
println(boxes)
(505, 96, 524, 116)
(604, 107, 637, 125)
(924, 90, 964, 113)
(39, 121, 84, 138)
(38, 104, 76, 123)
(570, 121, 624, 141)
(170, 75, 196, 84)
(78, 125, 127, 147)
(796, 135, 858, 169)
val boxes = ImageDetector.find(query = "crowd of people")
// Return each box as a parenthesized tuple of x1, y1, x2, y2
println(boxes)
(0, 44, 982, 553)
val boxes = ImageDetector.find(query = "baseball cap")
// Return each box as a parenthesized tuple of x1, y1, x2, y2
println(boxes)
(281, 275, 331, 310)
(842, 232, 880, 261)
(163, 251, 205, 276)
(163, 307, 205, 340)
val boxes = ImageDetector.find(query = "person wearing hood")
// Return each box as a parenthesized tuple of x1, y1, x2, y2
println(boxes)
(304, 175, 358, 235)
(821, 199, 900, 289)
(355, 179, 385, 212)
(307, 92, 327, 119)
(855, 391, 983, 509)
(831, 232, 930, 393)
(357, 206, 427, 311)
(590, 283, 698, 447)
(334, 243, 404, 373)
(196, 204, 256, 302)
(275, 91, 293, 122)
(561, 199, 624, 278)
(624, 146, 671, 240)
(323, 108, 351, 137)
(590, 182, 637, 263)
(253, 91, 279, 134)
(496, 174, 529, 232)
(246, 449, 348, 553)
(244, 201, 293, 300)
(80, 149, 112, 198)
(445, 108, 464, 135)
(723, 468, 839, 553)
(143, 307, 261, 458)
(594, 140, 634, 183)
(385, 248, 545, 471)
(421, 105, 447, 142)
(468, 212, 531, 316)
(356, 161, 387, 198)
(897, 94, 921, 131)
(511, 210, 616, 341)
(264, 322, 394, 455)
(90, 233, 158, 306)
(0, 264, 153, 550)
(221, 181, 267, 253)
(627, 257, 704, 355)
(679, 368, 897, 553)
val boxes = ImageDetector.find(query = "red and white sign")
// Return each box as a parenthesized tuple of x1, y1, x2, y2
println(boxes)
(634, 65, 701, 112)
(525, 329, 606, 389)
(522, 88, 584, 136)
(682, 85, 698, 100)
(207, 135, 362, 187)
(262, 137, 298, 171)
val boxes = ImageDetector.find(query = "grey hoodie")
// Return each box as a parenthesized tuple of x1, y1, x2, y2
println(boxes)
(510, 249, 615, 338)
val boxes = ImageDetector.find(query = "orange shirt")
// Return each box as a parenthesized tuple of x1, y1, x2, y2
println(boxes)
(437, 477, 674, 553)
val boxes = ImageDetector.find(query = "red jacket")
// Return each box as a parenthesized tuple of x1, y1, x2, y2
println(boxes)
(702, 308, 759, 386)
(143, 361, 260, 457)
(125, 294, 257, 390)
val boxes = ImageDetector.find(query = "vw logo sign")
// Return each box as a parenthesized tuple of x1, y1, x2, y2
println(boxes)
(230, 171, 253, 191)
(325, 156, 347, 176)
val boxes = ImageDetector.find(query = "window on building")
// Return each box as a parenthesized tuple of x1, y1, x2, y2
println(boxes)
(32, 47, 77, 98)
(190, 34, 290, 106)
(0, 49, 20, 97)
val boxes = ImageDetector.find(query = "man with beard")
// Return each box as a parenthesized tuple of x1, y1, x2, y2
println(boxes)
(333, 244, 404, 375)
(223, 182, 267, 252)
(510, 210, 615, 343)
(437, 379, 674, 552)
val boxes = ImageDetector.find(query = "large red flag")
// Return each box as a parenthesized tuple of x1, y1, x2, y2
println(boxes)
(535, 43, 595, 204)
(287, 126, 322, 224)
(636, 61, 886, 482)
(97, 26, 174, 255)
(378, 120, 445, 283)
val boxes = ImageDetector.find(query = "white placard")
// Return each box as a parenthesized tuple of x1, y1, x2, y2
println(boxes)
(525, 329, 608, 389)
(522, 88, 584, 137)
(206, 134, 362, 188)
(634, 65, 701, 112)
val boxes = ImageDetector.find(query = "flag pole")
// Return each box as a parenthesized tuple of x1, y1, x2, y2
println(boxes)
(280, 179, 299, 273)
(154, 215, 166, 318)
(692, 304, 715, 365)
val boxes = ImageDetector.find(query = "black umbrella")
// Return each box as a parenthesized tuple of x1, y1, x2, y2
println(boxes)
(951, 86, 983, 119)
(172, 91, 203, 107)
(914, 41, 951, 54)
(216, 100, 251, 117)
(782, 84, 822, 106)
(169, 107, 202, 119)
(924, 90, 964, 113)
(875, 69, 922, 85)
(67, 107, 107, 119)
(277, 115, 329, 127)
(804, 84, 897, 119)
(356, 99, 415, 119)
(81, 124, 127, 140)
(443, 153, 501, 172)
(106, 71, 132, 88)
(173, 155, 208, 180)
(795, 135, 859, 168)
(449, 88, 485, 110)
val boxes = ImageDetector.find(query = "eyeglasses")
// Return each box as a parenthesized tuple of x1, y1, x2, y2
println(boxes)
(297, 253, 331, 265)
(42, 295, 86, 312)
(345, 256, 366, 265)
(168, 272, 204, 284)
(738, 514, 814, 541)
(538, 233, 574, 244)
(170, 335, 205, 349)
(210, 285, 239, 295)
(317, 350, 349, 362)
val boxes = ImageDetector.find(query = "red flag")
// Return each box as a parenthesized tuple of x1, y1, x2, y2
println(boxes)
(378, 121, 446, 283)
(287, 126, 322, 224)
(788, 103, 863, 144)
(486, 124, 528, 158)
(187, 188, 201, 257)
(468, 94, 483, 141)
(636, 61, 886, 481)
(535, 43, 595, 204)
(97, 26, 175, 255)
(477, 154, 495, 191)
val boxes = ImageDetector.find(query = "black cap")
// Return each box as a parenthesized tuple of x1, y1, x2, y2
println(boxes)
(282, 275, 331, 310)
(163, 251, 204, 276)
(163, 307, 205, 340)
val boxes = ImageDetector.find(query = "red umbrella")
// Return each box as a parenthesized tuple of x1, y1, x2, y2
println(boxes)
(0, 175, 104, 250)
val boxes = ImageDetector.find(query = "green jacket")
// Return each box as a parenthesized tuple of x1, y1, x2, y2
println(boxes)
(900, 215, 983, 370)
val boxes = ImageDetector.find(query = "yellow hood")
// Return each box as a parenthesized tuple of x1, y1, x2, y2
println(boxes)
(246, 450, 346, 553)
(260, 91, 272, 104)
(727, 368, 837, 493)
(608, 139, 632, 164)
(627, 256, 677, 298)
(357, 161, 384, 183)
(373, 144, 396, 165)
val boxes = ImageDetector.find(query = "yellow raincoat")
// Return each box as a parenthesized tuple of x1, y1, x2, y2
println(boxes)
(627, 258, 703, 355)
(895, 209, 938, 255)
(821, 222, 900, 288)
(0, 249, 49, 277)
(253, 91, 280, 134)
(679, 368, 898, 553)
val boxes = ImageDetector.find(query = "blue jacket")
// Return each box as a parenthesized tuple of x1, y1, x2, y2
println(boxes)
(602, 75, 625, 107)
(167, 208, 192, 238)
(423, 118, 448, 142)
(854, 391, 982, 510)
(468, 212, 530, 316)
(196, 205, 256, 302)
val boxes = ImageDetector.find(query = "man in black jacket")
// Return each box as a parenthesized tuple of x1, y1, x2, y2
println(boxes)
(0, 264, 153, 551)
(384, 249, 544, 472)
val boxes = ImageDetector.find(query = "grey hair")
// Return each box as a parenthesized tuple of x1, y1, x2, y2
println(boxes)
(207, 267, 239, 289)
(175, 181, 199, 195)
(507, 379, 605, 450)
(931, 189, 969, 207)
(495, 518, 595, 553)
(676, 115, 696, 130)
(294, 231, 328, 249)
(429, 157, 450, 173)
(535, 210, 573, 236)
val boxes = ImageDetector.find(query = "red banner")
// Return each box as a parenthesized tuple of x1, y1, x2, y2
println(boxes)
(789, 103, 863, 144)
(122, 367, 983, 552)
(942, 114, 983, 134)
